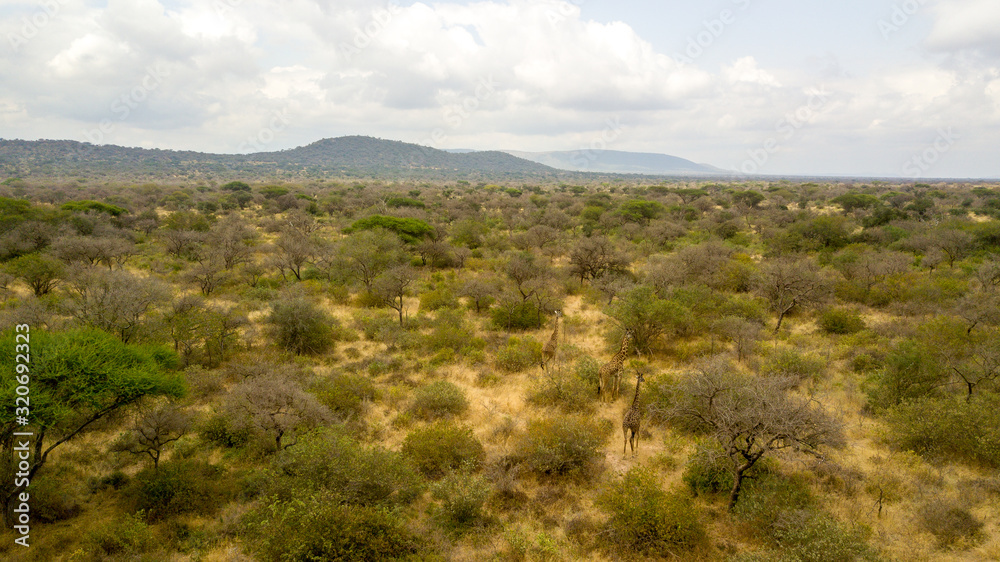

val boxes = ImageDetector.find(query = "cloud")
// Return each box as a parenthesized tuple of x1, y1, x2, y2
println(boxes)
(926, 0, 1000, 55)
(0, 0, 997, 176)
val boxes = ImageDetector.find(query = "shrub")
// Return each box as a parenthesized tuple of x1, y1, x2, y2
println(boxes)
(269, 428, 423, 507)
(30, 469, 84, 522)
(682, 442, 734, 496)
(244, 494, 424, 562)
(409, 380, 469, 420)
(492, 300, 545, 330)
(432, 471, 491, 532)
(760, 348, 826, 384)
(818, 307, 866, 334)
(772, 510, 879, 562)
(402, 421, 486, 478)
(311, 372, 377, 423)
(495, 336, 543, 373)
(419, 286, 459, 311)
(597, 467, 705, 557)
(735, 472, 814, 535)
(516, 416, 608, 476)
(424, 309, 480, 355)
(884, 394, 1000, 467)
(127, 460, 230, 520)
(526, 361, 598, 414)
(200, 412, 252, 448)
(268, 296, 335, 355)
(918, 501, 984, 547)
(864, 339, 946, 412)
(85, 511, 155, 558)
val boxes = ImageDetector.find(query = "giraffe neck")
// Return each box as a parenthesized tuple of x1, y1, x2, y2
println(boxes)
(617, 337, 630, 359)
(630, 379, 642, 410)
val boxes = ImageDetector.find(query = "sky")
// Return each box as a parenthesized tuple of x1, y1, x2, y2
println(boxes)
(1, 0, 999, 178)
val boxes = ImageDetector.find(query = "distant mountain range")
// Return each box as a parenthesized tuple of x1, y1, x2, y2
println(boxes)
(0, 135, 725, 180)
(500, 149, 724, 175)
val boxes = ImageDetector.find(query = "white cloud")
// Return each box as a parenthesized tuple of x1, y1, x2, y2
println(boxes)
(723, 57, 781, 87)
(0, 0, 998, 176)
(927, 0, 1000, 54)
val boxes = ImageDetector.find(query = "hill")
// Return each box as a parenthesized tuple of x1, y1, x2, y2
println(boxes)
(503, 149, 723, 175)
(0, 136, 559, 180)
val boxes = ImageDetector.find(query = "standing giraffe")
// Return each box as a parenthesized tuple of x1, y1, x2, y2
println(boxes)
(540, 310, 561, 372)
(622, 370, 646, 457)
(598, 330, 633, 401)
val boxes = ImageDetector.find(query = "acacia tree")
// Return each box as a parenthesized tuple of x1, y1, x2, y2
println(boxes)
(605, 285, 688, 354)
(110, 400, 191, 470)
(568, 236, 629, 284)
(65, 269, 168, 343)
(374, 265, 417, 325)
(0, 329, 184, 527)
(755, 257, 831, 332)
(658, 358, 844, 510)
(225, 373, 331, 450)
(338, 229, 406, 293)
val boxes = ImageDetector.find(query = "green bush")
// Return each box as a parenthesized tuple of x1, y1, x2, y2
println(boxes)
(735, 472, 814, 534)
(495, 336, 543, 373)
(419, 286, 459, 311)
(432, 471, 491, 532)
(516, 416, 608, 476)
(402, 421, 486, 478)
(127, 460, 230, 520)
(268, 296, 335, 355)
(918, 501, 984, 547)
(492, 300, 545, 330)
(760, 348, 826, 384)
(311, 372, 377, 423)
(345, 215, 433, 244)
(200, 412, 252, 448)
(771, 510, 879, 562)
(597, 467, 705, 557)
(268, 428, 423, 507)
(884, 394, 1000, 467)
(526, 361, 598, 414)
(682, 442, 734, 496)
(864, 339, 946, 412)
(244, 494, 424, 562)
(424, 309, 480, 355)
(409, 380, 468, 420)
(818, 307, 866, 334)
(85, 511, 155, 558)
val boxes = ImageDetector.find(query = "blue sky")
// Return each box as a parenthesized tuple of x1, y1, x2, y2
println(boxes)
(1, 0, 998, 178)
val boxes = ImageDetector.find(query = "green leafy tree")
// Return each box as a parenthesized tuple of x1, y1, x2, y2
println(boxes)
(605, 285, 689, 353)
(345, 215, 433, 244)
(6, 254, 63, 297)
(0, 329, 184, 527)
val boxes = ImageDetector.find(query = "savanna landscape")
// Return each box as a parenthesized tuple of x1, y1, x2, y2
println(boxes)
(1, 153, 1000, 561)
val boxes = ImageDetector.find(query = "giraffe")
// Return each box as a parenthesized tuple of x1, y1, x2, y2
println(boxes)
(598, 329, 633, 401)
(622, 370, 645, 457)
(540, 310, 561, 372)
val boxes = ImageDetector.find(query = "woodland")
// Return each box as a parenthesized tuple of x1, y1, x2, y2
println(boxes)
(1, 173, 999, 561)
